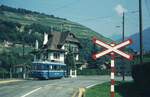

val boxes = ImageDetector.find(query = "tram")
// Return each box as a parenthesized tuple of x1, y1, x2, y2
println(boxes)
(31, 61, 66, 79)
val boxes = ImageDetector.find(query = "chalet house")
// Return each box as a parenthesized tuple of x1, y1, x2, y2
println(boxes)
(34, 31, 81, 68)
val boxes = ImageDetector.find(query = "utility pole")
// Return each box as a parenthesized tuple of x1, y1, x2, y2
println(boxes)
(22, 43, 25, 57)
(61, 23, 63, 32)
(122, 12, 125, 41)
(139, 0, 143, 64)
(51, 25, 53, 32)
(122, 12, 125, 81)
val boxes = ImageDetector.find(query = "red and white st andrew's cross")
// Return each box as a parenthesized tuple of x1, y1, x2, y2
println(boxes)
(92, 37, 133, 60)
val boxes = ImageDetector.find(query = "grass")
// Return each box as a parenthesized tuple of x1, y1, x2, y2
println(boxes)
(85, 82, 122, 97)
(85, 81, 150, 97)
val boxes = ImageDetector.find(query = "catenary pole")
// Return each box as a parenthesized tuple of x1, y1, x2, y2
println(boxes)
(139, 0, 143, 64)
(122, 12, 125, 81)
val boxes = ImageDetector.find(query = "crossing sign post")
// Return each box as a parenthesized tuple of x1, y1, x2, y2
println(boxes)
(92, 37, 133, 97)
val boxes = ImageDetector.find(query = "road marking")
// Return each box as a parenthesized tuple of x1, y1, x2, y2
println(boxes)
(86, 84, 98, 89)
(45, 84, 52, 87)
(71, 89, 78, 97)
(21, 87, 41, 97)
(0, 80, 23, 84)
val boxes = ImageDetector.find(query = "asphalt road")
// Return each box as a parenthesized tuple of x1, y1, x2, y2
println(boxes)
(0, 76, 132, 97)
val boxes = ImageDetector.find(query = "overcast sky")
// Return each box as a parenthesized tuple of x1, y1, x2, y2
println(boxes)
(0, 0, 150, 40)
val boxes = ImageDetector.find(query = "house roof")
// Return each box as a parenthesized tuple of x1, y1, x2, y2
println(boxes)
(44, 31, 80, 51)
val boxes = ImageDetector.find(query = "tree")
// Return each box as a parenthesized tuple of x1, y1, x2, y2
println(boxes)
(0, 50, 33, 78)
(65, 51, 75, 69)
(65, 46, 76, 77)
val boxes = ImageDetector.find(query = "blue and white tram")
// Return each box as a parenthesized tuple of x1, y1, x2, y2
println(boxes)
(31, 61, 66, 79)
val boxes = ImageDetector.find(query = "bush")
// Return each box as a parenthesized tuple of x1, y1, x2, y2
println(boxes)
(132, 62, 150, 89)
(77, 68, 110, 75)
(0, 68, 9, 78)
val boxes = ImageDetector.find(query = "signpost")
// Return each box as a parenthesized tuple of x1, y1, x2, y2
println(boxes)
(92, 37, 133, 97)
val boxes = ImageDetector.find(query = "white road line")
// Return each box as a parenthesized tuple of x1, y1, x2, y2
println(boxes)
(86, 84, 97, 89)
(21, 87, 41, 97)
(45, 84, 53, 87)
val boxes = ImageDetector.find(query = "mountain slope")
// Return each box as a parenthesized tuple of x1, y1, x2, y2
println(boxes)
(130, 27, 150, 52)
(0, 5, 110, 42)
(0, 5, 112, 67)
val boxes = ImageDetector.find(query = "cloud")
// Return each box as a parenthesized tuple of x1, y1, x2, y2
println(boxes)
(115, 4, 127, 16)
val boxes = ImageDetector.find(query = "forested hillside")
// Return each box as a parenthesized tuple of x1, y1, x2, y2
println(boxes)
(0, 5, 111, 73)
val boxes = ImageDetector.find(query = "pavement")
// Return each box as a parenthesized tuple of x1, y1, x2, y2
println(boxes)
(0, 79, 24, 84)
(0, 76, 132, 97)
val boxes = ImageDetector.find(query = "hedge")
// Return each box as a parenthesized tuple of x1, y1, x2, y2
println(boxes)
(131, 62, 150, 89)
(77, 68, 110, 75)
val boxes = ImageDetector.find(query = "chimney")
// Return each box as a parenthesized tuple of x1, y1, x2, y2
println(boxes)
(35, 40, 38, 50)
(43, 33, 48, 45)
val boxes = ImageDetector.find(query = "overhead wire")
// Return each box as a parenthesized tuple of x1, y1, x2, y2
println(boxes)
(49, 0, 149, 33)
(75, 16, 112, 22)
(51, 0, 80, 12)
(144, 0, 150, 17)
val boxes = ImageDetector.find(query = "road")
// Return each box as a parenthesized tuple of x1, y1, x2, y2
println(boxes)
(0, 76, 132, 97)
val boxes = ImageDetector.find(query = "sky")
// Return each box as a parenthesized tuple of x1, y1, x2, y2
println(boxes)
(0, 0, 150, 40)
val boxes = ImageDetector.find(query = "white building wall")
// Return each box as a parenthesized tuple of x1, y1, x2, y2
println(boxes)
(48, 53, 53, 61)
(59, 53, 64, 63)
(62, 43, 79, 62)
(62, 43, 79, 52)
(48, 52, 64, 63)
(61, 45, 65, 50)
(45, 43, 79, 64)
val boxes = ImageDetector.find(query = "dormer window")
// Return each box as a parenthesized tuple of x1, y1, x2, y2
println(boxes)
(69, 33, 74, 38)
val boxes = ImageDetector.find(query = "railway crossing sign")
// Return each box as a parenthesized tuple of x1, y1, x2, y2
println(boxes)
(92, 37, 133, 97)
(92, 37, 133, 60)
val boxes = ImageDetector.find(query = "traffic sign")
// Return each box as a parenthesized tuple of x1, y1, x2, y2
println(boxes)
(92, 37, 133, 60)
(92, 37, 133, 97)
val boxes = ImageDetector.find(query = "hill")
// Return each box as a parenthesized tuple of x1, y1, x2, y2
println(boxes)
(0, 5, 110, 41)
(0, 5, 112, 71)
(129, 27, 150, 52)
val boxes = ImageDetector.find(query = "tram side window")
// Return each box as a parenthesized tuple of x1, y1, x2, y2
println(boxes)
(52, 65, 62, 70)
(53, 65, 57, 70)
(32, 63, 49, 70)
(57, 65, 61, 70)
(36, 65, 42, 70)
(49, 65, 52, 70)
(36, 64, 48, 70)
(32, 63, 39, 70)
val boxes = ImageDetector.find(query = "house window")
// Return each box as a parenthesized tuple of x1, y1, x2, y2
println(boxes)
(69, 33, 73, 38)
(64, 45, 68, 50)
(75, 47, 78, 52)
(53, 52, 60, 59)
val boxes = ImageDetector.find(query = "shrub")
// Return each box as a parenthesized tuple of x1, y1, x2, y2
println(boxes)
(77, 68, 110, 75)
(131, 62, 150, 89)
(0, 68, 9, 78)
